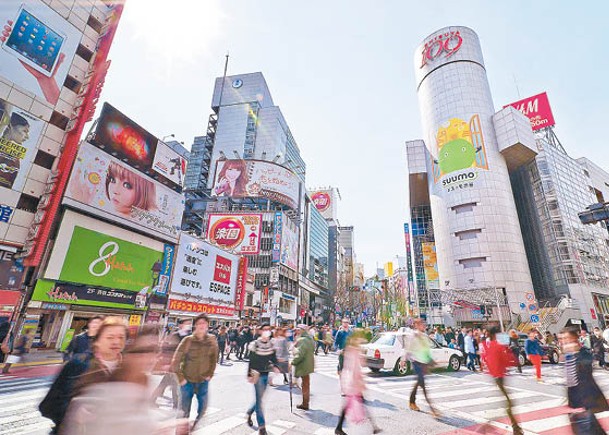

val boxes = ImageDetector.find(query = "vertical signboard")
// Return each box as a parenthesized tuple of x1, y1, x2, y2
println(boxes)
(157, 244, 174, 295)
(235, 256, 248, 311)
(421, 242, 439, 289)
(272, 212, 282, 263)
(404, 223, 416, 304)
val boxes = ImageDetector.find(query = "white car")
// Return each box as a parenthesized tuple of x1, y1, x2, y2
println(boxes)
(363, 329, 464, 376)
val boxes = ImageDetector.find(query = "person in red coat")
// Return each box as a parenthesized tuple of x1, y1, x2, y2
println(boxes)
(485, 327, 523, 435)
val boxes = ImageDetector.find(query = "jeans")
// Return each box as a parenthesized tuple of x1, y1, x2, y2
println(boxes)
(181, 380, 209, 421)
(218, 345, 226, 364)
(247, 373, 269, 428)
(467, 352, 477, 370)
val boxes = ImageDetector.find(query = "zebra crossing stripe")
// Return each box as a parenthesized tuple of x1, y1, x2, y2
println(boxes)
(192, 415, 245, 435)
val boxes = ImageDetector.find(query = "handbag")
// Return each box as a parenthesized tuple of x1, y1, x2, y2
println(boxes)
(345, 395, 366, 424)
(569, 410, 605, 435)
(247, 369, 260, 384)
(5, 354, 21, 364)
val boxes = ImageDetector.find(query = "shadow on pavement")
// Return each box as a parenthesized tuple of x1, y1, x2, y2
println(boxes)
(293, 408, 337, 428)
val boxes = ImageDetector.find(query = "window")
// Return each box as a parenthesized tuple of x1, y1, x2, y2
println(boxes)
(33, 150, 55, 170)
(76, 44, 93, 62)
(458, 257, 486, 268)
(455, 229, 482, 240)
(451, 202, 477, 214)
(87, 15, 103, 33)
(16, 194, 39, 213)
(63, 75, 81, 93)
(50, 111, 69, 130)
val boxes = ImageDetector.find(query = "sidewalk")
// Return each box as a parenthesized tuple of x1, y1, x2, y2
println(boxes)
(1, 349, 64, 369)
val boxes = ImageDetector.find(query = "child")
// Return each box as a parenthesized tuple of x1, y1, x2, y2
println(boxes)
(448, 338, 457, 349)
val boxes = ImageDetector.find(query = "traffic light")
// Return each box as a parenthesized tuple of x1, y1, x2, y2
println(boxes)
(480, 305, 486, 315)
(487, 306, 493, 316)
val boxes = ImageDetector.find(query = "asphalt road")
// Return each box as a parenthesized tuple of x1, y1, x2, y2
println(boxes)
(3, 353, 609, 434)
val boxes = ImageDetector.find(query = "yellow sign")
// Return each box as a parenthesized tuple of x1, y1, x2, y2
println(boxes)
(421, 242, 439, 286)
(384, 262, 394, 277)
(129, 314, 142, 326)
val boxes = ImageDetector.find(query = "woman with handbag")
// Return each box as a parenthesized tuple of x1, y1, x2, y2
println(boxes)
(335, 329, 381, 435)
(2, 328, 33, 374)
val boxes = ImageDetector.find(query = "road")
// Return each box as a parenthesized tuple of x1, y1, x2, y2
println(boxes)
(2, 353, 609, 434)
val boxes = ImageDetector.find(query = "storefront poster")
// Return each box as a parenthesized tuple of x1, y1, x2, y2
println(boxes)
(64, 142, 184, 241)
(0, 98, 45, 191)
(171, 233, 239, 305)
(0, 249, 25, 290)
(0, 290, 21, 318)
(0, 1, 80, 105)
(280, 216, 299, 271)
(212, 159, 300, 209)
(206, 214, 262, 255)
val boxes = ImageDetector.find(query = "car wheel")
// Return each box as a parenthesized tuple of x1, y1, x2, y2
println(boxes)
(369, 368, 381, 373)
(448, 355, 461, 371)
(549, 350, 559, 364)
(518, 353, 526, 367)
(393, 358, 409, 376)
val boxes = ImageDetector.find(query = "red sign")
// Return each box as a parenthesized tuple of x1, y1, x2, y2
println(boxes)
(591, 308, 598, 320)
(504, 92, 555, 131)
(235, 257, 248, 311)
(208, 217, 246, 250)
(168, 299, 235, 316)
(420, 30, 463, 68)
(213, 256, 232, 284)
(311, 191, 331, 212)
(0, 290, 21, 318)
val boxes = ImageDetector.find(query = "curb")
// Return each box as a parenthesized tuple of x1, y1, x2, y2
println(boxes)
(0, 359, 64, 369)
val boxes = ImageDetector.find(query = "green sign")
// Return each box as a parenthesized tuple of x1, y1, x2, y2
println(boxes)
(59, 226, 162, 292)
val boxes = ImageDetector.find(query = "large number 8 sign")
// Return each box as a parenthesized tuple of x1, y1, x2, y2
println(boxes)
(420, 33, 463, 68)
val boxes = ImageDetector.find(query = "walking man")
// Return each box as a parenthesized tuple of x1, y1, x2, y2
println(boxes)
(335, 318, 351, 374)
(171, 314, 219, 429)
(401, 318, 439, 417)
(457, 327, 466, 353)
(590, 327, 607, 369)
(63, 316, 104, 362)
(292, 324, 315, 410)
(217, 326, 228, 364)
(508, 329, 523, 374)
(464, 329, 477, 372)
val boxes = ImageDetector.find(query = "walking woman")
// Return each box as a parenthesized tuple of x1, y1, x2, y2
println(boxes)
(508, 329, 523, 373)
(246, 323, 279, 435)
(335, 329, 381, 435)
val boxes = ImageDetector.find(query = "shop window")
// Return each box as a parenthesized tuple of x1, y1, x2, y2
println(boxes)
(63, 75, 82, 93)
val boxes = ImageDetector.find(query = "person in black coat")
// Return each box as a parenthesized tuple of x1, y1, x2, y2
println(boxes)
(63, 316, 104, 362)
(590, 327, 607, 369)
(457, 327, 466, 353)
(0, 321, 10, 363)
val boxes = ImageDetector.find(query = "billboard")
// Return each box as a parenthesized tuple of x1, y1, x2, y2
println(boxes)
(212, 159, 300, 209)
(64, 142, 184, 242)
(0, 1, 80, 105)
(309, 188, 338, 220)
(504, 92, 556, 131)
(421, 242, 439, 289)
(0, 249, 25, 290)
(206, 214, 262, 255)
(272, 212, 282, 263)
(92, 103, 186, 191)
(280, 214, 299, 271)
(311, 191, 331, 212)
(168, 298, 235, 317)
(171, 233, 239, 305)
(0, 98, 45, 191)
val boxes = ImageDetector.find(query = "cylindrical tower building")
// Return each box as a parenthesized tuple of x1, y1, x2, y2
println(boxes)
(414, 26, 533, 312)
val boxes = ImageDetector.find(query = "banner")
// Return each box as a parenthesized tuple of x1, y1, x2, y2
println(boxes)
(421, 242, 439, 289)
(171, 233, 239, 305)
(0, 1, 80, 105)
(64, 142, 184, 241)
(0, 98, 45, 191)
(212, 159, 300, 209)
(280, 216, 299, 271)
(505, 92, 555, 131)
(235, 257, 248, 311)
(272, 212, 282, 263)
(206, 214, 262, 254)
(157, 244, 174, 295)
(168, 299, 235, 316)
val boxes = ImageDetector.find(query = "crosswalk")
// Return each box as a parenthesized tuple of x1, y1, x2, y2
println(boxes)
(0, 373, 54, 435)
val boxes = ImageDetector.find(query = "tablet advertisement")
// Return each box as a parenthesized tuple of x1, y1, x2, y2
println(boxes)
(212, 159, 300, 210)
(0, 1, 80, 105)
(64, 142, 184, 241)
(0, 98, 45, 191)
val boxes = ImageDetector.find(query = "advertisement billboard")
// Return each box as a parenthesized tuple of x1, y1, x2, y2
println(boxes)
(235, 257, 248, 311)
(168, 298, 235, 317)
(272, 212, 282, 263)
(280, 215, 299, 271)
(171, 233, 239, 305)
(64, 142, 184, 241)
(206, 214, 262, 255)
(0, 98, 45, 191)
(0, 1, 80, 105)
(152, 140, 187, 189)
(421, 242, 439, 289)
(0, 249, 25, 290)
(504, 92, 556, 131)
(311, 191, 331, 212)
(212, 159, 300, 209)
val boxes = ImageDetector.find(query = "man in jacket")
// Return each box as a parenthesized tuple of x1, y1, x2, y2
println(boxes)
(171, 314, 219, 428)
(63, 316, 104, 362)
(457, 327, 466, 353)
(464, 329, 477, 372)
(334, 318, 351, 373)
(590, 327, 607, 369)
(292, 324, 315, 411)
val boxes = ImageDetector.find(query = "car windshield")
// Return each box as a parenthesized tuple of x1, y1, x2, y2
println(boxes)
(370, 333, 396, 346)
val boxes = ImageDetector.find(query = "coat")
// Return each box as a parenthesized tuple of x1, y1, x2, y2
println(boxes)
(171, 333, 218, 383)
(292, 331, 315, 377)
(340, 345, 366, 396)
(64, 333, 94, 362)
(485, 340, 516, 378)
(590, 334, 606, 355)
(567, 347, 609, 413)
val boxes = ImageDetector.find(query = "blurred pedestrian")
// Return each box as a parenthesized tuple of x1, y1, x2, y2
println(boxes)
(434, 327, 445, 346)
(508, 329, 522, 374)
(444, 327, 456, 345)
(544, 331, 555, 346)
(335, 329, 381, 435)
(335, 319, 351, 373)
(560, 326, 609, 435)
(0, 320, 11, 363)
(171, 314, 218, 429)
(217, 326, 228, 364)
(579, 329, 591, 349)
(524, 330, 544, 382)
(401, 318, 439, 417)
(239, 326, 253, 360)
(246, 323, 279, 435)
(464, 329, 477, 372)
(226, 326, 239, 360)
(2, 328, 34, 374)
(292, 324, 315, 410)
(270, 327, 290, 386)
(485, 327, 523, 435)
(64, 316, 104, 362)
(590, 327, 607, 369)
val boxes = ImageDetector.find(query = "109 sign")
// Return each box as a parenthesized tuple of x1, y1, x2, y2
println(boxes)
(420, 30, 463, 68)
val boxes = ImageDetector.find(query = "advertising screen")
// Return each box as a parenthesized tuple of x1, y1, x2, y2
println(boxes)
(152, 140, 187, 189)
(212, 159, 300, 209)
(206, 214, 262, 255)
(504, 92, 555, 131)
(280, 215, 299, 271)
(171, 233, 239, 305)
(64, 142, 184, 242)
(421, 242, 439, 289)
(0, 98, 45, 191)
(0, 1, 80, 105)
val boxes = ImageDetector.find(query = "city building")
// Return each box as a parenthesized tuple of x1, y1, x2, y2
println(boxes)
(183, 136, 208, 192)
(406, 26, 539, 325)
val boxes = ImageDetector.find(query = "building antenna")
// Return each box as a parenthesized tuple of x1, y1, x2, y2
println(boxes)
(218, 52, 230, 111)
(512, 73, 521, 99)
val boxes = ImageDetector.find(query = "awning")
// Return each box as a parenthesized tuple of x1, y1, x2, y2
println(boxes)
(0, 290, 21, 306)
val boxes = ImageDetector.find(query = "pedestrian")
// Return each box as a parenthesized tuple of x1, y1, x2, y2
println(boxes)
(335, 329, 381, 435)
(484, 327, 524, 435)
(464, 329, 477, 372)
(270, 327, 290, 386)
(473, 329, 482, 368)
(217, 326, 228, 364)
(63, 316, 104, 362)
(457, 327, 466, 353)
(246, 323, 279, 435)
(292, 324, 315, 411)
(579, 329, 591, 349)
(171, 313, 219, 429)
(444, 327, 456, 345)
(508, 329, 523, 373)
(226, 327, 239, 361)
(448, 339, 457, 349)
(315, 326, 325, 355)
(401, 318, 439, 417)
(2, 328, 34, 374)
(434, 327, 445, 346)
(335, 318, 351, 373)
(544, 331, 555, 346)
(0, 320, 10, 363)
(560, 326, 609, 435)
(239, 326, 253, 360)
(39, 316, 127, 434)
(524, 330, 544, 382)
(590, 327, 607, 369)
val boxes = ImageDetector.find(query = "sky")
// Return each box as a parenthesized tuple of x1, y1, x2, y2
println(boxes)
(97, 0, 609, 276)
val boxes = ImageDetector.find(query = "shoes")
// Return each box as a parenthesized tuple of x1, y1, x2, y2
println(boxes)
(512, 425, 524, 435)
(259, 428, 267, 435)
(372, 428, 383, 434)
(283, 379, 289, 385)
(430, 409, 441, 419)
(297, 404, 309, 411)
(335, 429, 348, 435)
(409, 403, 420, 412)
(246, 413, 253, 427)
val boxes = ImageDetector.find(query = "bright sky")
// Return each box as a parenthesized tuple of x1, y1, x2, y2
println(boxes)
(99, 1, 608, 276)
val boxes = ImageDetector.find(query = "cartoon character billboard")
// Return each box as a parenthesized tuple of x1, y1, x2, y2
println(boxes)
(430, 114, 488, 184)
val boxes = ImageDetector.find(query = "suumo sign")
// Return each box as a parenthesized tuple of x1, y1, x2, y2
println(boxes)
(420, 30, 463, 68)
